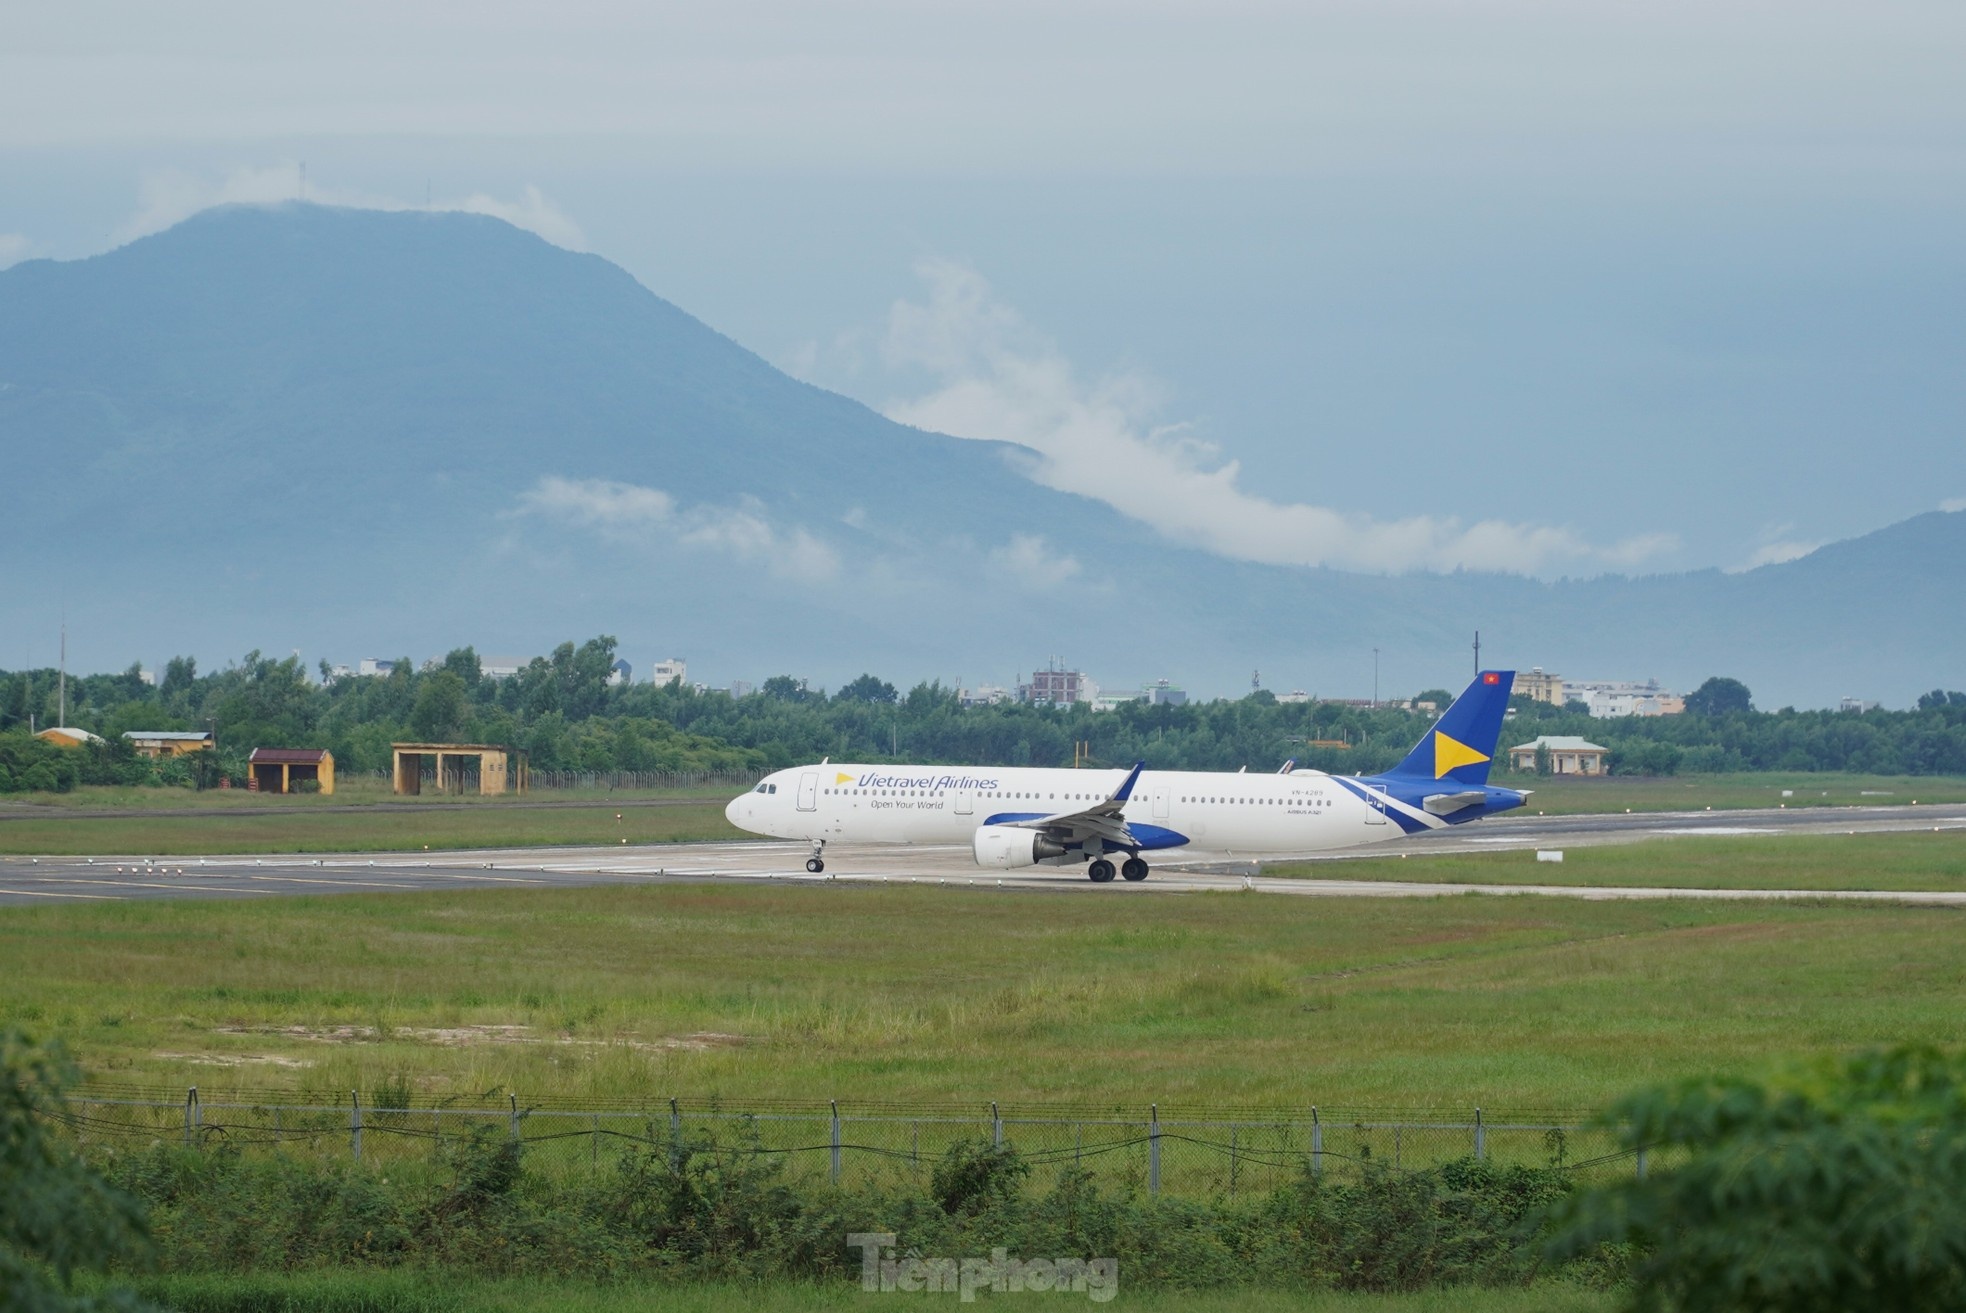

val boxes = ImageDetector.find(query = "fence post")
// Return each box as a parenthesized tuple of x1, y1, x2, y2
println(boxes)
(350, 1090, 362, 1162)
(1636, 1144, 1647, 1179)
(184, 1087, 198, 1148)
(1229, 1125, 1239, 1197)
(669, 1097, 682, 1167)
(992, 1101, 1002, 1149)
(1311, 1106, 1322, 1179)
(1474, 1107, 1485, 1160)
(1149, 1104, 1160, 1195)
(509, 1093, 520, 1145)
(830, 1100, 842, 1184)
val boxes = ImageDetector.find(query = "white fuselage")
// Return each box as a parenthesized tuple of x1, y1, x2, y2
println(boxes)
(723, 763, 1416, 862)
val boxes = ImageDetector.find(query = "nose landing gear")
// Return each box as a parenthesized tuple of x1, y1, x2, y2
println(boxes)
(806, 840, 826, 874)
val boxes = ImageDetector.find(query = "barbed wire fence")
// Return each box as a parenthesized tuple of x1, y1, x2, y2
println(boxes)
(48, 1089, 1665, 1195)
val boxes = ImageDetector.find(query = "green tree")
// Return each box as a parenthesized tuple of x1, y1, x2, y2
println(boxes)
(408, 670, 472, 742)
(1684, 676, 1753, 717)
(1, 1030, 157, 1311)
(1549, 1045, 1966, 1312)
(835, 673, 898, 704)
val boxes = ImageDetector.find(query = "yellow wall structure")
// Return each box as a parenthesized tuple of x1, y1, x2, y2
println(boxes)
(125, 732, 213, 759)
(248, 749, 335, 795)
(33, 727, 103, 749)
(391, 743, 529, 796)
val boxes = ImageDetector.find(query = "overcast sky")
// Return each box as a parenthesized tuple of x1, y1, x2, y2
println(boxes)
(5, 0, 1964, 577)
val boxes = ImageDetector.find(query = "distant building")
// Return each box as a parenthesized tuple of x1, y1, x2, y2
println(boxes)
(123, 730, 212, 759)
(1142, 680, 1187, 707)
(958, 684, 1011, 707)
(34, 726, 103, 749)
(1090, 692, 1143, 712)
(607, 658, 633, 687)
(1568, 679, 1684, 718)
(650, 658, 687, 686)
(1275, 690, 1313, 705)
(248, 748, 335, 795)
(481, 655, 532, 679)
(1515, 668, 1565, 705)
(325, 663, 353, 681)
(1021, 662, 1092, 706)
(357, 658, 397, 678)
(728, 680, 755, 699)
(136, 668, 156, 687)
(1839, 697, 1880, 713)
(1508, 735, 1609, 776)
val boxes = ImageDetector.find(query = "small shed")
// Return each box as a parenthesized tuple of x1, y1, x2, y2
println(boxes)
(248, 748, 335, 795)
(392, 743, 529, 796)
(1508, 735, 1609, 776)
(123, 730, 213, 759)
(34, 726, 104, 749)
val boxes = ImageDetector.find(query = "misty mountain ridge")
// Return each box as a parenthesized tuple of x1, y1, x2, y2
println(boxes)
(0, 202, 1958, 707)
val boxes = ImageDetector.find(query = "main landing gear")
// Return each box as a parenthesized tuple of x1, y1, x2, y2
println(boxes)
(1087, 856, 1151, 883)
(806, 840, 826, 874)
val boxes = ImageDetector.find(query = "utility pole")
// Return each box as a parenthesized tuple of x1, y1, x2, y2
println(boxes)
(58, 616, 65, 728)
(1372, 648, 1380, 709)
(1473, 630, 1482, 676)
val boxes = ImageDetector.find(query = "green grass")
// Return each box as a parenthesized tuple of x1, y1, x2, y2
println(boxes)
(1, 777, 743, 811)
(4, 833, 1959, 1112)
(105, 1272, 1615, 1313)
(1492, 770, 1966, 815)
(1271, 831, 1966, 891)
(0, 797, 744, 854)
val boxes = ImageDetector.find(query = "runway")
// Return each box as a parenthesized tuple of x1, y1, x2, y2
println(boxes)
(0, 803, 1960, 907)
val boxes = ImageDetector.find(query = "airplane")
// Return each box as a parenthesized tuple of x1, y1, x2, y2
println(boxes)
(723, 669, 1528, 882)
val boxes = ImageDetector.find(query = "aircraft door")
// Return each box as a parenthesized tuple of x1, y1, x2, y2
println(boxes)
(1363, 786, 1389, 825)
(797, 772, 819, 811)
(1152, 786, 1171, 819)
(955, 791, 974, 815)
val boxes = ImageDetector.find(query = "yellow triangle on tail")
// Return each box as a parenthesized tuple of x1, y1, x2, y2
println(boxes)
(1433, 731, 1490, 779)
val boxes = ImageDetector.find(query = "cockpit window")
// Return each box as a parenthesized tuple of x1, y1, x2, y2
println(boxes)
(767, 784, 778, 794)
(754, 784, 767, 793)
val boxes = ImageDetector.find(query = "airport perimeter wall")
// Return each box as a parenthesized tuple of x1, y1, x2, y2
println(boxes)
(52, 1089, 1660, 1196)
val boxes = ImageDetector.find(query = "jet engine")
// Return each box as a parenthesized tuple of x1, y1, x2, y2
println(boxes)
(971, 825, 1069, 869)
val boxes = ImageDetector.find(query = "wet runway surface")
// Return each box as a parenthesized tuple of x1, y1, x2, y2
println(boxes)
(1, 804, 1961, 907)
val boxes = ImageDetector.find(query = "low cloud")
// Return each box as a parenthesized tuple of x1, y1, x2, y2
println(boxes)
(0, 233, 28, 269)
(1942, 497, 1966, 513)
(114, 165, 586, 249)
(518, 476, 838, 583)
(880, 260, 1676, 577)
(1728, 539, 1822, 573)
(989, 533, 1083, 592)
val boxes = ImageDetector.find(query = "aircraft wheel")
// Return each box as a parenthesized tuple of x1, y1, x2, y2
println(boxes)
(1121, 858, 1149, 881)
(806, 858, 825, 873)
(1087, 859, 1116, 883)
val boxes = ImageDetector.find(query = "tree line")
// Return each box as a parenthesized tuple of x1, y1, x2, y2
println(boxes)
(1, 638, 1964, 794)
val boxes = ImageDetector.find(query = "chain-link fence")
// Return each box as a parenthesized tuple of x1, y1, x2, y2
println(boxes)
(50, 1091, 1661, 1194)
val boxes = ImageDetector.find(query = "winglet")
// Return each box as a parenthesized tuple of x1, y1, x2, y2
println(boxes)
(1110, 761, 1146, 803)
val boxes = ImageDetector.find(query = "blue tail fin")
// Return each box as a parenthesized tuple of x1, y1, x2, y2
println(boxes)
(1386, 670, 1515, 785)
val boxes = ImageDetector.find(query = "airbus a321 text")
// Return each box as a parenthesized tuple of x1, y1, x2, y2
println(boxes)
(724, 670, 1529, 882)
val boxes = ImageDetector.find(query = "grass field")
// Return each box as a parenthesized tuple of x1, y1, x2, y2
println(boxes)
(1271, 831, 1966, 891)
(4, 833, 1958, 1112)
(103, 1272, 1615, 1313)
(1490, 770, 1966, 815)
(0, 793, 743, 854)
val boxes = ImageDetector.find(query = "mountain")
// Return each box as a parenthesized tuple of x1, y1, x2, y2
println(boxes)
(1, 203, 1959, 707)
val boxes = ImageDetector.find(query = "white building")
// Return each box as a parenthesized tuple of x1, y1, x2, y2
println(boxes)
(357, 658, 398, 678)
(1275, 690, 1313, 705)
(481, 655, 532, 679)
(650, 658, 687, 686)
(959, 684, 1012, 707)
(1567, 679, 1684, 718)
(1507, 735, 1609, 775)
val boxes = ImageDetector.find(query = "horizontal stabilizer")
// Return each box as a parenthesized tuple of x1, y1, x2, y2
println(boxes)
(1422, 790, 1486, 816)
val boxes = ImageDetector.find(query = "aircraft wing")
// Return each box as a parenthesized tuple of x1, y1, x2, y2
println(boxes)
(1005, 762, 1146, 850)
